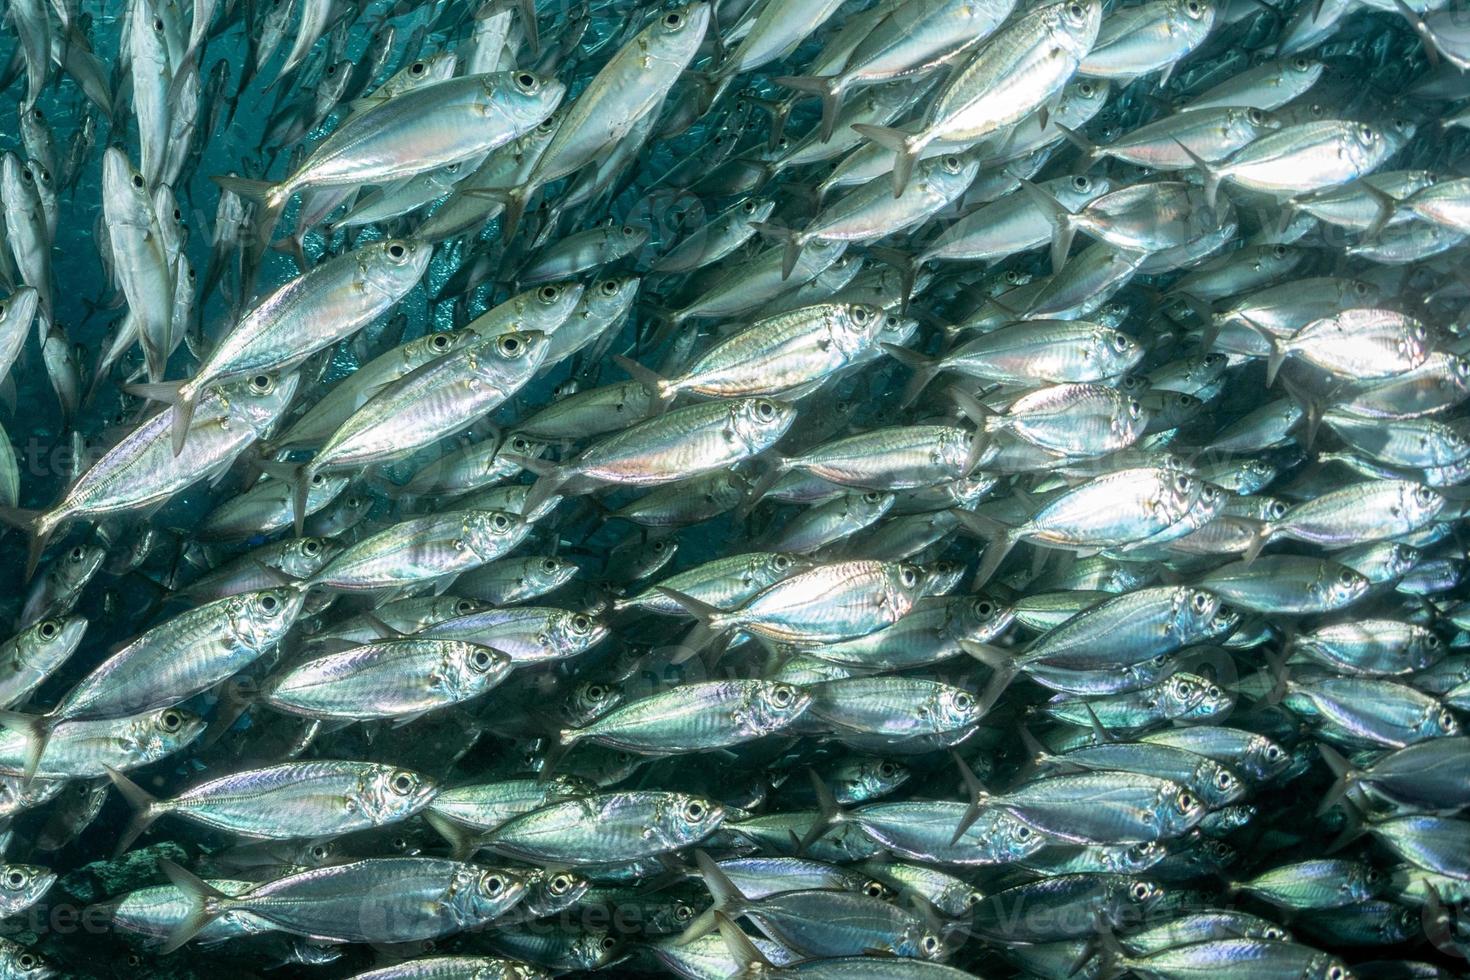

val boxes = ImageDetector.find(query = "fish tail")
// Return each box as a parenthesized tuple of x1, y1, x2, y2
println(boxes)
(950, 750, 994, 845)
(0, 506, 57, 581)
(424, 810, 482, 861)
(1316, 743, 1362, 815)
(851, 124, 927, 197)
(682, 851, 751, 944)
(879, 342, 941, 408)
(255, 458, 313, 536)
(1235, 313, 1287, 387)
(798, 767, 850, 853)
(952, 510, 1019, 588)
(210, 174, 288, 244)
(1241, 517, 1274, 564)
(0, 710, 49, 782)
(655, 588, 728, 663)
(613, 354, 676, 407)
(103, 765, 161, 857)
(1015, 176, 1080, 274)
(515, 456, 568, 519)
(156, 859, 231, 954)
(750, 221, 805, 281)
(1169, 137, 1227, 214)
(773, 74, 844, 143)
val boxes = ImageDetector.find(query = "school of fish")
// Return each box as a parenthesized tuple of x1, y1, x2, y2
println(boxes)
(2, 0, 1470, 976)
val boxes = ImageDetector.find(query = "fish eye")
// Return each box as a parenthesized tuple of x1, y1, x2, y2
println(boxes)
(1112, 332, 1130, 351)
(1270, 501, 1287, 519)
(498, 335, 523, 356)
(17, 953, 37, 970)
(1338, 570, 1357, 587)
(943, 155, 962, 171)
(387, 242, 408, 261)
(259, 594, 280, 612)
(922, 935, 942, 955)
(390, 771, 416, 794)
(431, 333, 451, 351)
(600, 279, 619, 296)
(491, 513, 512, 531)
(1264, 743, 1284, 762)
(1068, 1, 1084, 16)
(683, 800, 708, 821)
(1173, 474, 1193, 494)
(899, 564, 919, 588)
(974, 599, 995, 617)
(1247, 109, 1265, 125)
(1327, 967, 1345, 980)
(131, 170, 145, 188)
(538, 285, 559, 302)
(1360, 125, 1375, 142)
(1293, 56, 1310, 70)
(754, 399, 777, 420)
(481, 873, 506, 896)
(325, 64, 337, 75)
(774, 555, 793, 570)
(251, 374, 273, 393)
(601, 936, 618, 951)
(585, 684, 609, 701)
(471, 648, 495, 672)
(310, 844, 329, 859)
(1073, 176, 1090, 191)
(1129, 399, 1142, 418)
(542, 558, 561, 573)
(851, 305, 873, 324)
(411, 61, 427, 75)
(20, 169, 32, 183)
(515, 72, 538, 91)
(674, 902, 695, 921)
(5, 870, 28, 888)
(744, 200, 757, 213)
(1415, 486, 1435, 505)
(862, 491, 883, 504)
(572, 614, 593, 632)
(152, 16, 164, 30)
(1177, 791, 1199, 812)
(456, 599, 476, 615)
(1185, 0, 1201, 14)
(651, 540, 667, 552)
(879, 761, 899, 777)
(954, 691, 975, 711)
(1353, 281, 1370, 296)
(1440, 709, 1457, 731)
(303, 539, 320, 556)
(38, 620, 60, 640)
(160, 710, 183, 732)
(1014, 824, 1032, 840)
(1130, 881, 1152, 901)
(770, 685, 796, 707)
(663, 11, 685, 28)
(1079, 82, 1096, 97)
(548, 873, 575, 894)
(511, 436, 531, 452)
(1215, 770, 1233, 790)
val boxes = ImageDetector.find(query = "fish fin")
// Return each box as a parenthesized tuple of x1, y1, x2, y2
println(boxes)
(798, 767, 849, 853)
(736, 459, 794, 519)
(612, 354, 675, 406)
(713, 911, 775, 970)
(655, 588, 724, 662)
(210, 174, 287, 247)
(509, 456, 566, 518)
(851, 124, 926, 197)
(773, 75, 843, 142)
(0, 710, 49, 782)
(951, 509, 1018, 588)
(879, 343, 941, 408)
(1316, 743, 1361, 815)
(1054, 123, 1101, 163)
(1015, 176, 1078, 274)
(0, 506, 54, 581)
(865, 245, 918, 311)
(949, 750, 993, 845)
(104, 765, 160, 857)
(749, 221, 805, 281)
(1234, 313, 1287, 388)
(959, 640, 1019, 712)
(680, 851, 749, 945)
(1240, 517, 1273, 565)
(256, 459, 313, 537)
(1358, 181, 1398, 241)
(424, 809, 481, 861)
(1169, 137, 1225, 214)
(157, 858, 230, 953)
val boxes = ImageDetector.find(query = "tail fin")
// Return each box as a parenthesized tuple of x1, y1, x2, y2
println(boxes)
(512, 455, 568, 520)
(424, 809, 481, 861)
(1235, 313, 1288, 387)
(0, 506, 55, 581)
(1170, 138, 1226, 214)
(797, 768, 850, 853)
(210, 175, 287, 253)
(950, 751, 995, 845)
(655, 588, 726, 663)
(1316, 743, 1362, 815)
(0, 710, 50, 781)
(750, 221, 805, 281)
(712, 911, 776, 971)
(104, 765, 162, 857)
(157, 858, 232, 954)
(259, 459, 321, 537)
(612, 354, 676, 406)
(879, 343, 942, 407)
(1015, 176, 1080, 274)
(851, 124, 927, 197)
(1055, 123, 1102, 164)
(951, 510, 1019, 588)
(772, 75, 844, 143)
(679, 851, 751, 945)
(960, 640, 1019, 710)
(1240, 517, 1275, 565)
(125, 379, 199, 456)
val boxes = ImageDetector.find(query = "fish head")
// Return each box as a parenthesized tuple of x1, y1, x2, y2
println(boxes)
(221, 370, 301, 434)
(243, 587, 308, 643)
(1058, 0, 1104, 51)
(464, 865, 528, 921)
(831, 303, 886, 357)
(549, 611, 610, 658)
(280, 537, 339, 578)
(0, 864, 55, 916)
(525, 868, 591, 917)
(958, 594, 1016, 641)
(1313, 561, 1370, 610)
(651, 3, 712, 55)
(17, 616, 87, 671)
(494, 69, 567, 130)
(364, 238, 432, 293)
(584, 275, 640, 320)
(139, 705, 207, 758)
(449, 641, 513, 697)
(524, 280, 585, 329)
(853, 758, 911, 799)
(463, 509, 528, 561)
(362, 765, 439, 824)
(750, 681, 812, 731)
(930, 684, 982, 730)
(660, 793, 725, 845)
(730, 397, 798, 451)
